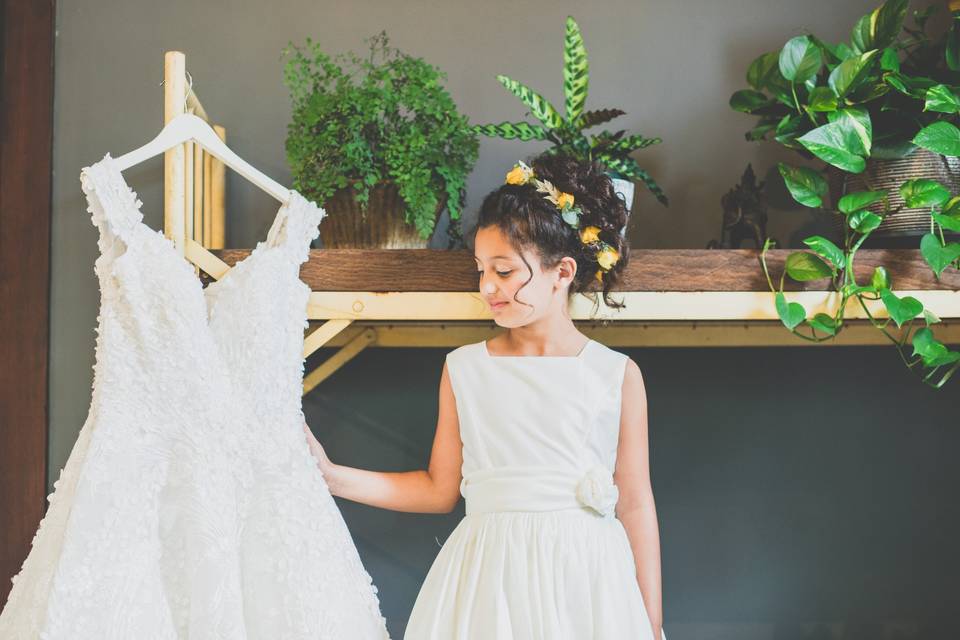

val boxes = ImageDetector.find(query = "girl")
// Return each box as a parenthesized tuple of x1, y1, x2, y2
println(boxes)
(303, 153, 666, 640)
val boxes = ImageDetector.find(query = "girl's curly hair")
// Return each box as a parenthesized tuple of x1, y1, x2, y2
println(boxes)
(473, 152, 629, 310)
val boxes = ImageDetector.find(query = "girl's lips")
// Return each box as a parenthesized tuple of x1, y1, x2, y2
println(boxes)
(490, 301, 508, 309)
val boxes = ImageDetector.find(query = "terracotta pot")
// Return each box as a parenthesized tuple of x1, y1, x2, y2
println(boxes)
(318, 182, 446, 249)
(827, 147, 960, 241)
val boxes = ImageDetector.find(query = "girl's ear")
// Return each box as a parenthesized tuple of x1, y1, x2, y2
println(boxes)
(555, 256, 578, 290)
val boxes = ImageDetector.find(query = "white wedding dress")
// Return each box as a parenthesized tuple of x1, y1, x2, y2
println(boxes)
(0, 153, 390, 639)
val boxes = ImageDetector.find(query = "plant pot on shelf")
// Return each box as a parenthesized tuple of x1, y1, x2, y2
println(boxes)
(826, 147, 960, 246)
(607, 174, 634, 237)
(319, 182, 446, 249)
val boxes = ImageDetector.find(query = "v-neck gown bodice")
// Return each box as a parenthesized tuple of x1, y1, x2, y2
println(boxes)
(0, 153, 390, 639)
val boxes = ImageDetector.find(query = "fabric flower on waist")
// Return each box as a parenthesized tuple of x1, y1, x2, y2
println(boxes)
(575, 465, 619, 516)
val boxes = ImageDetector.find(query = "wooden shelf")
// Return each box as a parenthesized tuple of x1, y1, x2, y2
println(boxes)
(212, 248, 960, 293)
(203, 247, 960, 325)
(190, 247, 960, 391)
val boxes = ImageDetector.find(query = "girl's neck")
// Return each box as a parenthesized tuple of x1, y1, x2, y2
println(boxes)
(489, 326, 589, 357)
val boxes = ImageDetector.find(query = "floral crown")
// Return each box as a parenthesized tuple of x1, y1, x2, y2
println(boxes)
(505, 160, 620, 283)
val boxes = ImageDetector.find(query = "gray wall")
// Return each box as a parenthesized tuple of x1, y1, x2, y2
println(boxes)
(50, 1, 957, 638)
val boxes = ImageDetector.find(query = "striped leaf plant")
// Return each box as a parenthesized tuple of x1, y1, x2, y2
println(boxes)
(473, 16, 668, 207)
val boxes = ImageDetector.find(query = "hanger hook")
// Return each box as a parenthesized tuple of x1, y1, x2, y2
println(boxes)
(183, 70, 194, 113)
(157, 70, 195, 114)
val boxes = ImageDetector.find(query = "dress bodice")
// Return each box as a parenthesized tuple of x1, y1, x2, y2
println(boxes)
(446, 339, 630, 518)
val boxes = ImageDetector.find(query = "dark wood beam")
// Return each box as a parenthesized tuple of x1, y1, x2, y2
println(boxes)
(0, 0, 56, 607)
(208, 248, 960, 292)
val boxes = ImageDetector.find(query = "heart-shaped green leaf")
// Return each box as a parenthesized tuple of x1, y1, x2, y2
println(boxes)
(899, 178, 951, 208)
(913, 121, 960, 157)
(851, 14, 873, 54)
(948, 21, 960, 72)
(871, 265, 890, 290)
(730, 89, 773, 113)
(778, 163, 827, 208)
(911, 327, 960, 367)
(780, 36, 823, 83)
(838, 190, 887, 214)
(785, 251, 834, 281)
(775, 292, 806, 330)
(942, 195, 960, 217)
(829, 108, 872, 156)
(774, 114, 806, 149)
(880, 47, 900, 72)
(920, 233, 960, 278)
(809, 312, 839, 336)
(931, 210, 960, 233)
(808, 86, 839, 112)
(747, 51, 783, 92)
(849, 210, 883, 233)
(803, 235, 845, 268)
(828, 50, 879, 99)
(880, 288, 923, 327)
(871, 0, 909, 50)
(798, 120, 867, 172)
(924, 84, 960, 114)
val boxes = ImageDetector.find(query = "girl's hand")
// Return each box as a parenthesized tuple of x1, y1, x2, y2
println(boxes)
(303, 420, 334, 475)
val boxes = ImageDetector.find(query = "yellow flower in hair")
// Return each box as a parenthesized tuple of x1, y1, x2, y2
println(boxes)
(556, 192, 575, 210)
(505, 161, 534, 185)
(595, 269, 604, 283)
(580, 225, 601, 244)
(596, 246, 620, 271)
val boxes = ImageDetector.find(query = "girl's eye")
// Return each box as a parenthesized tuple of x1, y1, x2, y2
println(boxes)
(476, 270, 512, 277)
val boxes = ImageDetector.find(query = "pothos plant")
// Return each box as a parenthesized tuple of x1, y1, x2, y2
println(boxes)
(282, 31, 479, 243)
(472, 16, 668, 207)
(730, 0, 960, 388)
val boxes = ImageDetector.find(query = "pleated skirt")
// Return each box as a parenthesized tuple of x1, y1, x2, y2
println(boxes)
(404, 509, 666, 640)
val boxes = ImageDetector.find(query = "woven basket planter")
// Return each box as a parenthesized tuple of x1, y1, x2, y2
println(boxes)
(318, 183, 446, 249)
(827, 148, 960, 241)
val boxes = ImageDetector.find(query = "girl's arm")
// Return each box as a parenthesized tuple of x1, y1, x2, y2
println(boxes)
(303, 360, 463, 514)
(614, 358, 665, 639)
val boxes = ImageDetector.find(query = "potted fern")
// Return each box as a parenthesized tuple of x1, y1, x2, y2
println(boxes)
(283, 32, 479, 248)
(472, 16, 667, 230)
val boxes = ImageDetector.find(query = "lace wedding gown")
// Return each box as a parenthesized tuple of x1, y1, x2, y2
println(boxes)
(0, 153, 390, 639)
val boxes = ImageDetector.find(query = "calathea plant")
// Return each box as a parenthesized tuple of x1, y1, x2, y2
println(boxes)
(731, 0, 960, 388)
(473, 16, 668, 208)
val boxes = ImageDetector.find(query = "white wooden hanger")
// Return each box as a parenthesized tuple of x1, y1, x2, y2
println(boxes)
(113, 112, 289, 203)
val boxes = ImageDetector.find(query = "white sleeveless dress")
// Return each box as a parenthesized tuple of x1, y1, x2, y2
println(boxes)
(0, 153, 389, 639)
(404, 339, 666, 640)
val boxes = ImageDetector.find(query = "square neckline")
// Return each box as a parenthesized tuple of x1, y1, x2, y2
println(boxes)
(482, 338, 594, 359)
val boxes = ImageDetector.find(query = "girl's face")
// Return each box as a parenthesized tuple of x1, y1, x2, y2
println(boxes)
(473, 225, 577, 327)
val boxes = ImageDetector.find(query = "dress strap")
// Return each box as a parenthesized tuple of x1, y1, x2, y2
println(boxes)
(265, 189, 326, 264)
(79, 153, 144, 245)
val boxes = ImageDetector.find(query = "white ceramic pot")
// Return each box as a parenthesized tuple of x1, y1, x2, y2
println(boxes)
(609, 175, 634, 237)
